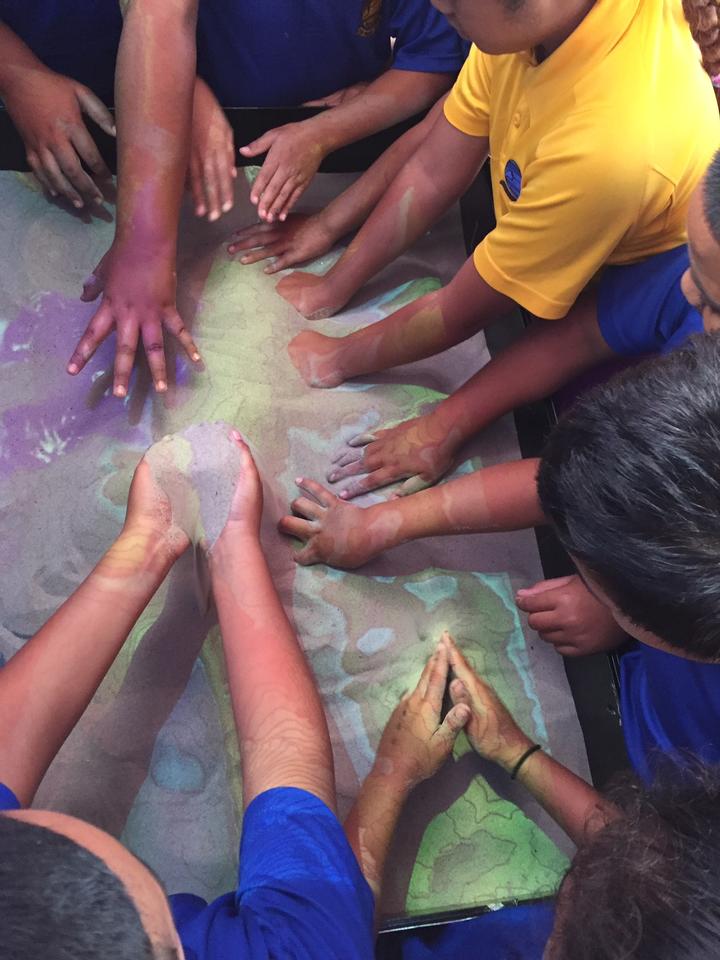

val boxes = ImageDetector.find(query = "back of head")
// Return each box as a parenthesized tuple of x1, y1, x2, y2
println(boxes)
(537, 333, 720, 659)
(0, 815, 155, 960)
(552, 766, 720, 959)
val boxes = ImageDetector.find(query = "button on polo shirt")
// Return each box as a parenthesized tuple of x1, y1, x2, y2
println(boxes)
(444, 0, 720, 319)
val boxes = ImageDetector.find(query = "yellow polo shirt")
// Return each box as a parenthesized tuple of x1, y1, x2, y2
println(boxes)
(444, 0, 720, 319)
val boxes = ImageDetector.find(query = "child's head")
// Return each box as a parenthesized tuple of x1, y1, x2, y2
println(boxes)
(430, 0, 594, 55)
(537, 333, 720, 661)
(0, 809, 181, 958)
(682, 150, 720, 334)
(545, 767, 720, 959)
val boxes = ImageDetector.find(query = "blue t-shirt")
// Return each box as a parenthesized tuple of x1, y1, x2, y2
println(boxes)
(0, 0, 122, 104)
(0, 783, 374, 960)
(196, 0, 467, 107)
(597, 245, 703, 357)
(620, 644, 720, 783)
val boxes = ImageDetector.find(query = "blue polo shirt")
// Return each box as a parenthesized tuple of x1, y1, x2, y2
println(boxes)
(0, 0, 122, 104)
(597, 245, 703, 357)
(620, 644, 720, 783)
(0, 783, 374, 960)
(196, 0, 467, 107)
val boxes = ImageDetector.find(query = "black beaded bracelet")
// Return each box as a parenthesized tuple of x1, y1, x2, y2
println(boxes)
(510, 744, 542, 780)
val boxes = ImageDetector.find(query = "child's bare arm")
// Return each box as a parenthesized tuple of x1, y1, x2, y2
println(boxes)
(228, 97, 448, 272)
(0, 23, 115, 206)
(67, 0, 202, 398)
(326, 289, 613, 499)
(445, 634, 617, 846)
(208, 438, 336, 811)
(276, 110, 489, 319)
(240, 70, 454, 224)
(344, 642, 469, 903)
(0, 461, 189, 805)
(279, 458, 543, 569)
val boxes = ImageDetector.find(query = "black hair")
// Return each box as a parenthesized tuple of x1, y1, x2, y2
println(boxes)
(537, 333, 720, 660)
(554, 764, 720, 959)
(703, 148, 720, 248)
(0, 815, 158, 959)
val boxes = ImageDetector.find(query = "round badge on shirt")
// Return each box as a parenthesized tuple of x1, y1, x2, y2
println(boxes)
(501, 160, 523, 202)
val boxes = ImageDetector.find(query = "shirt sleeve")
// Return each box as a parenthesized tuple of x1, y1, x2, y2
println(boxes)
(442, 45, 491, 138)
(475, 131, 646, 318)
(172, 788, 375, 960)
(0, 783, 21, 811)
(389, 0, 468, 75)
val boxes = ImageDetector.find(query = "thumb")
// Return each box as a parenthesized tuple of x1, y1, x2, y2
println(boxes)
(516, 575, 576, 599)
(80, 271, 105, 302)
(432, 704, 471, 754)
(239, 131, 276, 157)
(75, 85, 116, 137)
(449, 678, 472, 707)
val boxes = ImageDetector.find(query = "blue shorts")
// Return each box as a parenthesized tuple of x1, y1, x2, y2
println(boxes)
(597, 245, 703, 357)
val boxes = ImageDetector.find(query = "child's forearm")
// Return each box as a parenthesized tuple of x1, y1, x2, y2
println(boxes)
(306, 70, 452, 158)
(429, 304, 614, 450)
(0, 24, 46, 96)
(344, 768, 410, 904)
(515, 749, 618, 847)
(318, 97, 447, 243)
(209, 534, 336, 810)
(362, 459, 544, 555)
(0, 529, 176, 805)
(114, 0, 198, 252)
(320, 114, 488, 306)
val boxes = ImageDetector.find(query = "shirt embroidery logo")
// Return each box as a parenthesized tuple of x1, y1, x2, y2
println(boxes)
(500, 160, 523, 202)
(358, 0, 383, 37)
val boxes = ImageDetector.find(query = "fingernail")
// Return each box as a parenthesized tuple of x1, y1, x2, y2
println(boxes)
(67, 363, 78, 374)
(111, 125, 117, 136)
(93, 196, 104, 206)
(251, 194, 258, 204)
(231, 429, 243, 441)
(295, 477, 304, 484)
(340, 491, 349, 500)
(114, 385, 126, 398)
(192, 351, 201, 362)
(222, 200, 233, 212)
(156, 380, 167, 392)
(231, 167, 238, 178)
(209, 210, 219, 222)
(196, 205, 206, 216)
(280, 213, 287, 222)
(49, 189, 58, 197)
(73, 199, 83, 209)
(328, 472, 338, 482)
(240, 256, 249, 264)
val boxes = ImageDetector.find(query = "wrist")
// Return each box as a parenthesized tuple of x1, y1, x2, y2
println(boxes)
(208, 528, 262, 572)
(496, 734, 536, 775)
(368, 757, 416, 798)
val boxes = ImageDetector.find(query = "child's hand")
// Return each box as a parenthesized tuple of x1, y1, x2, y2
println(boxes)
(515, 575, 626, 657)
(277, 271, 344, 320)
(124, 459, 190, 559)
(211, 432, 264, 548)
(278, 478, 381, 568)
(228, 213, 335, 274)
(190, 78, 236, 222)
(240, 121, 326, 223)
(443, 633, 534, 773)
(328, 413, 459, 500)
(4, 65, 114, 208)
(67, 242, 202, 397)
(373, 642, 470, 790)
